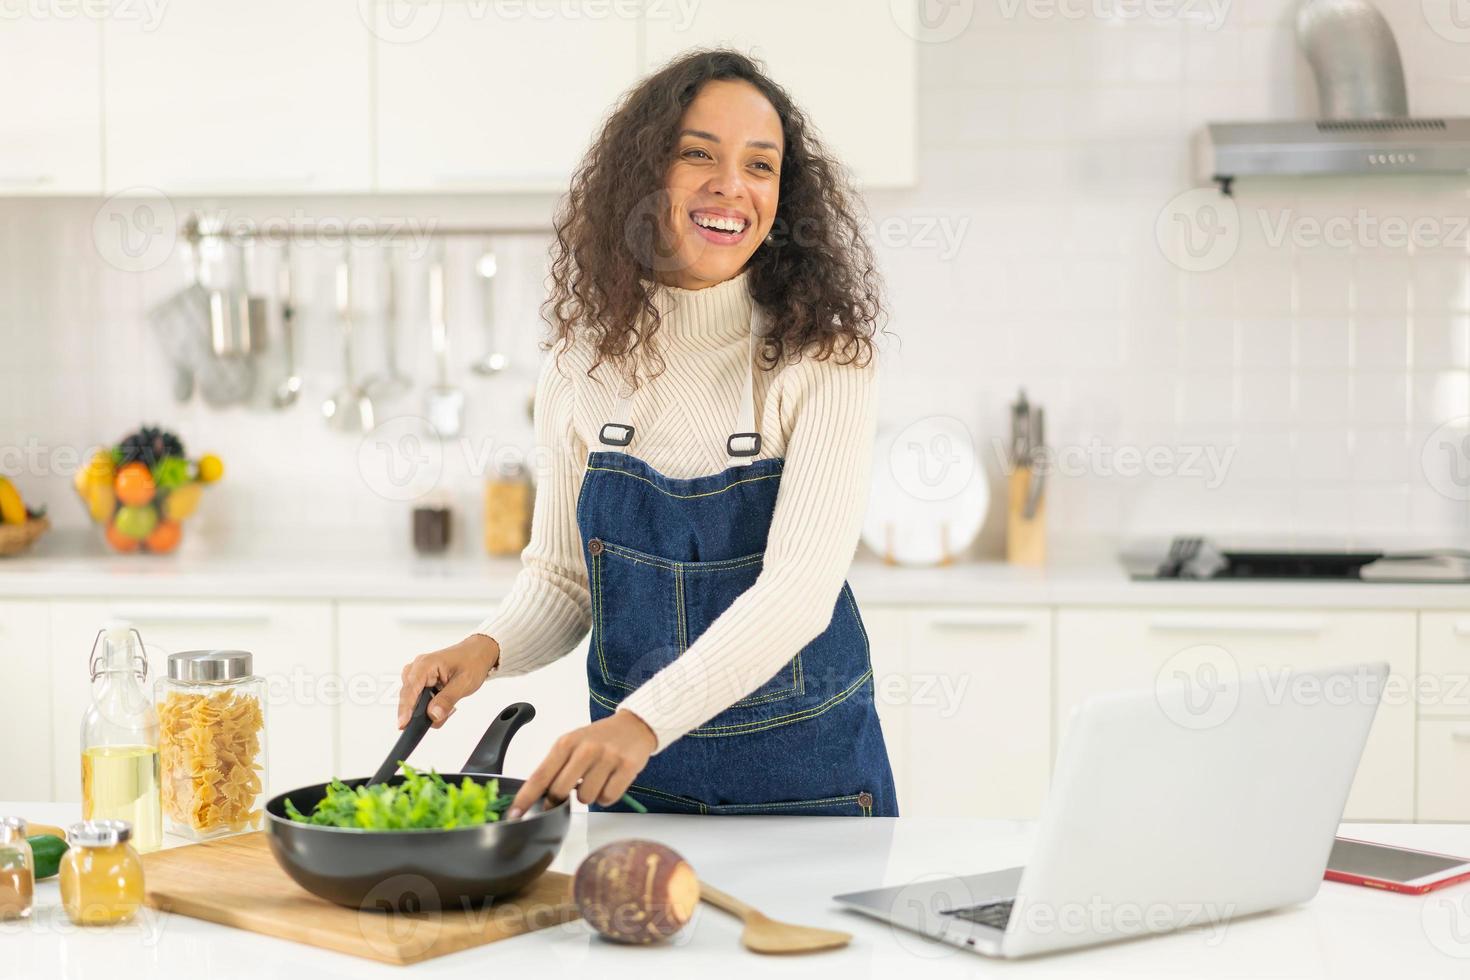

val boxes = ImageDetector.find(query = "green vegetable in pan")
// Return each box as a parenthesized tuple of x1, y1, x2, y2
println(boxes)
(284, 764, 513, 830)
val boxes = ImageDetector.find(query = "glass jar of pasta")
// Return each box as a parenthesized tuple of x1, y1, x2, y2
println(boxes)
(155, 650, 268, 840)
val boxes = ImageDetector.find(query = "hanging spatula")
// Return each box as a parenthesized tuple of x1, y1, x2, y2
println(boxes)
(426, 253, 465, 438)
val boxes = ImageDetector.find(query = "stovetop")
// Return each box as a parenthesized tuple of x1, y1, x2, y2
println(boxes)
(1125, 538, 1470, 583)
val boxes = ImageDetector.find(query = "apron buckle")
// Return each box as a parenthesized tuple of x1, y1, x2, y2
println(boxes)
(726, 432, 762, 458)
(599, 422, 635, 447)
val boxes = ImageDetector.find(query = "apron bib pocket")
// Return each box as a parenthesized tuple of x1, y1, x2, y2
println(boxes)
(588, 536, 802, 709)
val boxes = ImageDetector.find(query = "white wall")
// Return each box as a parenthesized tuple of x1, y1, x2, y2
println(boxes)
(869, 0, 1470, 552)
(3, 0, 1469, 559)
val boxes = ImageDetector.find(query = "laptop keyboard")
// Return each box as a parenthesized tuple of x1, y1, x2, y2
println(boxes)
(942, 899, 1014, 929)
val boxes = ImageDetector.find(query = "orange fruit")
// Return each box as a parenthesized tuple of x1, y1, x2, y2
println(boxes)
(145, 520, 182, 554)
(105, 523, 140, 553)
(115, 462, 156, 507)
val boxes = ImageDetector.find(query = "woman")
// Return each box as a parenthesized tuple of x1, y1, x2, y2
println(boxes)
(397, 49, 896, 818)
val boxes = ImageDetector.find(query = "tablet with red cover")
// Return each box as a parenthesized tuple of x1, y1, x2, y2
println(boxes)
(1326, 837, 1470, 895)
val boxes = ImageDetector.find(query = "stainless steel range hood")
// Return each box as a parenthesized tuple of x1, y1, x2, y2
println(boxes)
(1196, 0, 1470, 193)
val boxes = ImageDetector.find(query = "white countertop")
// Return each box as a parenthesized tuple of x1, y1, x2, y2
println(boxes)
(10, 801, 1470, 978)
(4, 529, 1469, 608)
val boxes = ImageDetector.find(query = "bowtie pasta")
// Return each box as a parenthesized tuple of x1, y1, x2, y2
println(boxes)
(159, 690, 265, 836)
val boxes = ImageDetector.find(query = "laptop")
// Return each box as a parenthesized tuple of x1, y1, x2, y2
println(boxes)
(835, 661, 1387, 958)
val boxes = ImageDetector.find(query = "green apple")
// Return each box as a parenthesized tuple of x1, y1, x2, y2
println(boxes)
(114, 504, 158, 540)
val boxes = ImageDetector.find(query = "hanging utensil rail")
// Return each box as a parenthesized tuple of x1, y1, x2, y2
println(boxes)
(181, 214, 549, 244)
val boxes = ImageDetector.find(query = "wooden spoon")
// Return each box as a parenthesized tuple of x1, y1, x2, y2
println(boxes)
(698, 881, 852, 954)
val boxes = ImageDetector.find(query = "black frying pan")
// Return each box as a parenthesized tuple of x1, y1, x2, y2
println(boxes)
(264, 698, 570, 910)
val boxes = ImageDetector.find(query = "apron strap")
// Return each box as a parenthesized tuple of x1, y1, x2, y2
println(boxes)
(599, 308, 762, 466)
(725, 327, 760, 464)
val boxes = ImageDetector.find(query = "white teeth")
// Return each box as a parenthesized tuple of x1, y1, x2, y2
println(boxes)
(692, 213, 746, 234)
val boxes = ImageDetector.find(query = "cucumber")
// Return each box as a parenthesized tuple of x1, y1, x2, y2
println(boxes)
(27, 834, 68, 880)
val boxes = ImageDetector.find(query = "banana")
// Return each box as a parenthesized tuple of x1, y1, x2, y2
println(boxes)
(74, 450, 114, 496)
(88, 483, 116, 524)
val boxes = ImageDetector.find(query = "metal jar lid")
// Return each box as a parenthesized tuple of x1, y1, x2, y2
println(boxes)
(167, 649, 254, 683)
(0, 816, 25, 844)
(67, 819, 131, 847)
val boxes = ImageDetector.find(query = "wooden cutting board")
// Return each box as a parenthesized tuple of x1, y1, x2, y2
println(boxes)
(141, 832, 578, 965)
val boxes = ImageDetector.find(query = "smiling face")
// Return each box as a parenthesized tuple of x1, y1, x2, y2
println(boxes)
(658, 79, 783, 290)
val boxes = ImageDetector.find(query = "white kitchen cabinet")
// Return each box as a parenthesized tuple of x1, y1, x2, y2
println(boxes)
(1055, 609, 1417, 821)
(1418, 613, 1470, 717)
(102, 1, 372, 193)
(0, 16, 102, 194)
(642, 0, 918, 187)
(47, 599, 335, 803)
(1416, 614, 1470, 820)
(336, 602, 589, 791)
(899, 607, 1052, 819)
(0, 602, 52, 799)
(861, 604, 910, 804)
(374, 2, 640, 192)
(1417, 719, 1470, 821)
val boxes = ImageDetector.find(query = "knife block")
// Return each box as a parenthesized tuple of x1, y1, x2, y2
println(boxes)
(1006, 466, 1046, 566)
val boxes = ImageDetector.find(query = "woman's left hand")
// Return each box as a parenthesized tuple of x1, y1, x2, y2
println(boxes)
(508, 710, 657, 818)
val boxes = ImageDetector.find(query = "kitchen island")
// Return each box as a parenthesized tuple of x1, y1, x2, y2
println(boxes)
(8, 804, 1470, 978)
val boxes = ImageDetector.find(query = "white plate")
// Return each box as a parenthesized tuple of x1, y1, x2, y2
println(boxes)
(861, 417, 989, 566)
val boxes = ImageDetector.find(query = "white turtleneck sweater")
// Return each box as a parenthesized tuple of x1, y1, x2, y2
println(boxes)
(473, 272, 877, 751)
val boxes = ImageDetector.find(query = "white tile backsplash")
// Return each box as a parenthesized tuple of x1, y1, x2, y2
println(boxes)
(3, 0, 1470, 554)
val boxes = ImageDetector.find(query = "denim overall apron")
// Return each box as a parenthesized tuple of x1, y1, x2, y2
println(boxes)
(577, 309, 898, 817)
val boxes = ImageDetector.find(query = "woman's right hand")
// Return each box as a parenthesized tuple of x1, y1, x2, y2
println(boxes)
(397, 634, 501, 729)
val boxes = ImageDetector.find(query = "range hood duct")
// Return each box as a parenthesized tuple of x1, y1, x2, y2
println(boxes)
(1297, 0, 1407, 119)
(1197, 0, 1470, 193)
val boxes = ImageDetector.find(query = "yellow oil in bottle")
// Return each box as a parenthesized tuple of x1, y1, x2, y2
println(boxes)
(81, 746, 161, 853)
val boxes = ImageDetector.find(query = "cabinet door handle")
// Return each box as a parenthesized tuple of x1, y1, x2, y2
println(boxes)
(1451, 620, 1470, 637)
(1147, 613, 1328, 635)
(395, 612, 487, 629)
(926, 611, 1037, 630)
(0, 175, 54, 187)
(432, 172, 560, 190)
(1451, 729, 1470, 744)
(155, 173, 319, 192)
(111, 606, 273, 627)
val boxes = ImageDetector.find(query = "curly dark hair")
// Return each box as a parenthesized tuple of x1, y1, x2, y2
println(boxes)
(544, 48, 882, 386)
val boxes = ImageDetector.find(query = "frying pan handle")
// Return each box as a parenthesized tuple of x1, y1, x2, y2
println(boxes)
(463, 702, 536, 775)
(369, 685, 440, 785)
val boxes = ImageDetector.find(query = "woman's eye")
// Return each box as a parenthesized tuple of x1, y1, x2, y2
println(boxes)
(750, 160, 774, 173)
(683, 148, 711, 161)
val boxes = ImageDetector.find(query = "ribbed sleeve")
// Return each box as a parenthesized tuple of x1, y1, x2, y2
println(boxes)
(618, 352, 878, 750)
(473, 354, 593, 675)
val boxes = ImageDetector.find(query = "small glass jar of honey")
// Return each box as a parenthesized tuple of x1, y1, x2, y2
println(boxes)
(0, 817, 35, 921)
(60, 819, 145, 926)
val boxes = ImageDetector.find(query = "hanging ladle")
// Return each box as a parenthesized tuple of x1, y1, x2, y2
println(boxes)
(271, 242, 302, 409)
(367, 247, 413, 401)
(322, 257, 376, 433)
(470, 247, 508, 376)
